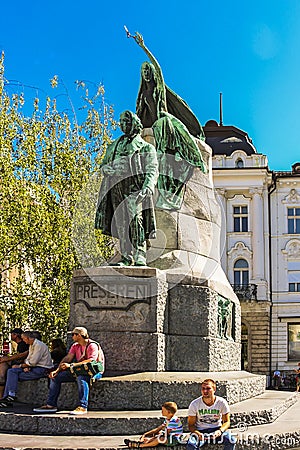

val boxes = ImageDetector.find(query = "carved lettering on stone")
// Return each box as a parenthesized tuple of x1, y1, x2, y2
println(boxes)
(74, 281, 151, 310)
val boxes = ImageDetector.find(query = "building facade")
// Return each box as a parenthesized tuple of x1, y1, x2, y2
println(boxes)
(206, 120, 300, 377)
(270, 164, 300, 374)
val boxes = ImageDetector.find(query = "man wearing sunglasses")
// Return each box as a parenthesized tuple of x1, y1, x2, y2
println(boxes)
(33, 326, 104, 415)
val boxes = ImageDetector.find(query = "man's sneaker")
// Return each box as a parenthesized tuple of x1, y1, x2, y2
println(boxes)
(33, 405, 58, 413)
(0, 395, 16, 407)
(69, 406, 87, 415)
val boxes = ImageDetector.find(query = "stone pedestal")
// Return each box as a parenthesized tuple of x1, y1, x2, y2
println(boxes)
(70, 267, 241, 374)
(70, 267, 168, 374)
(70, 132, 241, 374)
(167, 284, 240, 371)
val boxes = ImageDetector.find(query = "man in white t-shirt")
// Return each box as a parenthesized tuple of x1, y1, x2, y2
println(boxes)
(0, 330, 53, 407)
(187, 379, 236, 450)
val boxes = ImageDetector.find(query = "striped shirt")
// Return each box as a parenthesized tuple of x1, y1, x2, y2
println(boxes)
(165, 415, 183, 437)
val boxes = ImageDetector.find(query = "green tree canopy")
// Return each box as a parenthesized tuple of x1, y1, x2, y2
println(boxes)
(0, 53, 115, 343)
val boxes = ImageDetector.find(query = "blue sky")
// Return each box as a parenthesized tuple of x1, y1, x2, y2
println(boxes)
(1, 0, 300, 170)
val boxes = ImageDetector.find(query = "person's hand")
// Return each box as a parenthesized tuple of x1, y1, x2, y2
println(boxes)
(134, 32, 144, 47)
(60, 362, 70, 371)
(192, 431, 203, 441)
(23, 367, 31, 372)
(212, 429, 223, 439)
(101, 165, 115, 175)
(49, 369, 59, 379)
(142, 187, 152, 196)
(136, 187, 152, 204)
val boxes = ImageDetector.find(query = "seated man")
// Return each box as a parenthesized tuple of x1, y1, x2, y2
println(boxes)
(33, 326, 105, 415)
(0, 328, 29, 398)
(187, 379, 236, 450)
(0, 330, 53, 407)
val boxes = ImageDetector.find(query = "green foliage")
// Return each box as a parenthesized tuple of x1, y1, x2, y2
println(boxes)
(0, 53, 116, 343)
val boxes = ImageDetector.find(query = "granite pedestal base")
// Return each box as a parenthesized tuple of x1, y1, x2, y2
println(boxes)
(70, 267, 241, 374)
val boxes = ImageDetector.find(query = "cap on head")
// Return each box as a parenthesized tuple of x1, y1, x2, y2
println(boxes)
(72, 327, 89, 338)
(11, 328, 23, 336)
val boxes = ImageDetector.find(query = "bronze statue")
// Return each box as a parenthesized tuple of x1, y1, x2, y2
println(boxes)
(218, 297, 232, 339)
(95, 111, 158, 266)
(125, 28, 206, 210)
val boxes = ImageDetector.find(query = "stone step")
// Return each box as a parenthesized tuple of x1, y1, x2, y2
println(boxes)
(16, 371, 266, 411)
(0, 391, 297, 437)
(0, 397, 299, 450)
(229, 390, 298, 427)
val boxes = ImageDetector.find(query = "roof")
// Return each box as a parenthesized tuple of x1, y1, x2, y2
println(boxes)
(203, 120, 257, 156)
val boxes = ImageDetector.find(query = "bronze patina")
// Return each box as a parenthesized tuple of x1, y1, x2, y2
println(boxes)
(126, 29, 206, 210)
(95, 111, 158, 266)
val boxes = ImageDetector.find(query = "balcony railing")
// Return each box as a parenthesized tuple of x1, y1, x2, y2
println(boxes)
(231, 284, 257, 300)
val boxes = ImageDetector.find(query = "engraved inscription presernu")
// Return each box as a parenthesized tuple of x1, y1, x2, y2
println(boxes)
(74, 281, 151, 310)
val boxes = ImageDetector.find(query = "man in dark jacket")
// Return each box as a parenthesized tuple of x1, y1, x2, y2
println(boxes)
(95, 110, 158, 266)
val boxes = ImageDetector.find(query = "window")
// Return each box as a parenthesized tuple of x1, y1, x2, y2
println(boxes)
(236, 159, 244, 168)
(233, 206, 248, 232)
(288, 208, 300, 234)
(288, 262, 300, 292)
(288, 323, 300, 360)
(289, 283, 300, 292)
(234, 259, 249, 286)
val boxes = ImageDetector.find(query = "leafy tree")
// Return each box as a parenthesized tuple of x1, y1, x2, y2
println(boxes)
(0, 53, 116, 343)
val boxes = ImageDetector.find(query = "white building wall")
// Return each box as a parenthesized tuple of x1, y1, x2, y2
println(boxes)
(212, 140, 300, 373)
(213, 154, 272, 301)
(270, 179, 300, 371)
(213, 149, 272, 374)
(213, 142, 300, 370)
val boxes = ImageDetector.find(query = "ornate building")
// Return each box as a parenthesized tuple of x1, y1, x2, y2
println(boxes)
(207, 119, 300, 377)
(270, 164, 300, 373)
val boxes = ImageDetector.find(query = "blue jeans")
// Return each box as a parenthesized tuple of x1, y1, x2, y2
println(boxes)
(47, 370, 102, 409)
(187, 428, 237, 450)
(4, 366, 48, 397)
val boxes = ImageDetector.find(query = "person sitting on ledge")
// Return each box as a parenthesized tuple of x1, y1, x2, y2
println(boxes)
(187, 379, 236, 450)
(124, 401, 183, 448)
(33, 326, 104, 415)
(0, 330, 53, 407)
(0, 327, 29, 398)
(50, 338, 67, 369)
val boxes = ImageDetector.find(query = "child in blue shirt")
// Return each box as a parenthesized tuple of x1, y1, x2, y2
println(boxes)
(124, 401, 183, 448)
